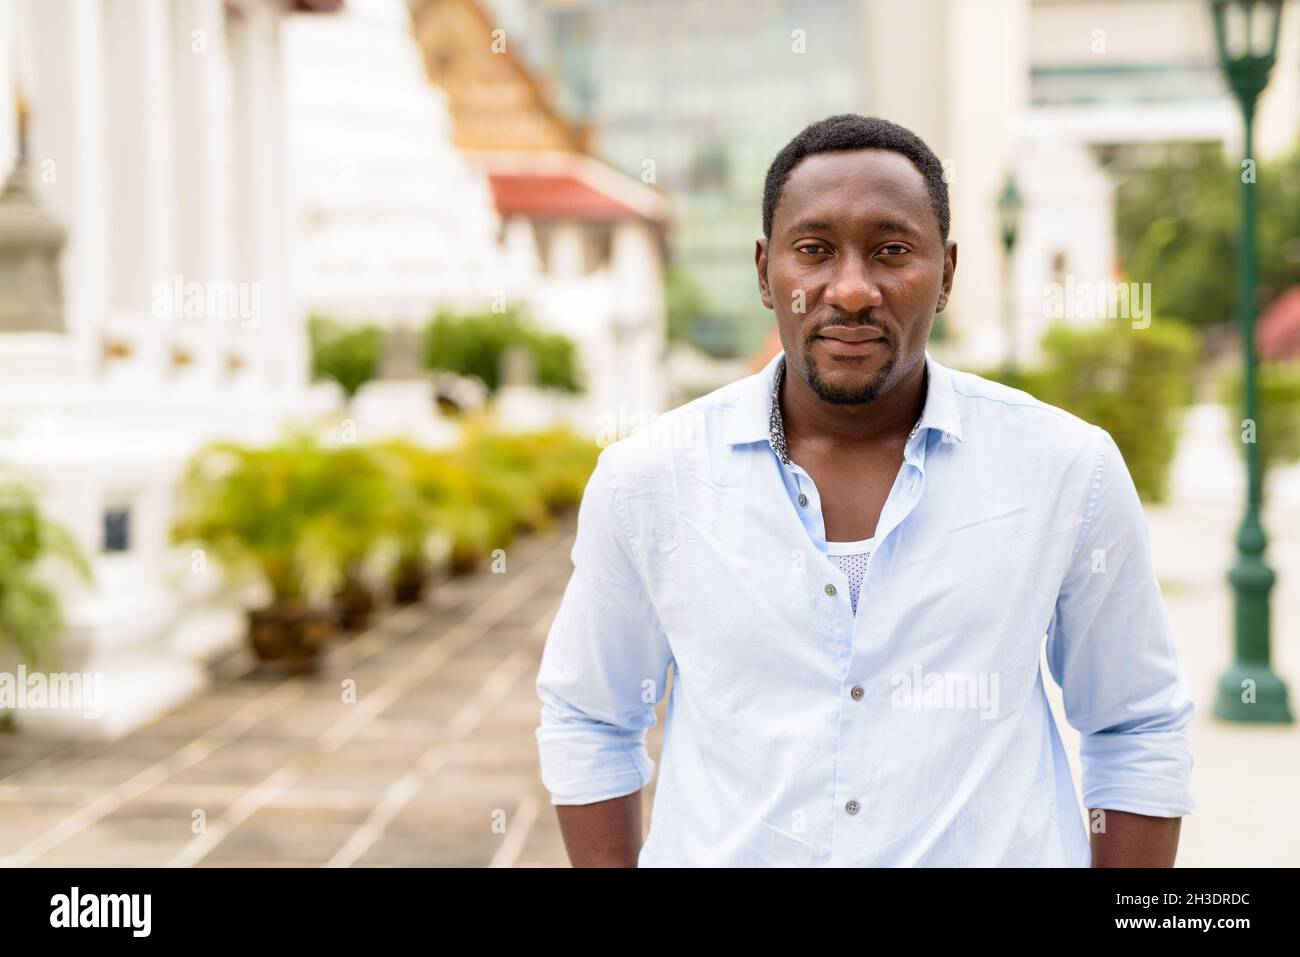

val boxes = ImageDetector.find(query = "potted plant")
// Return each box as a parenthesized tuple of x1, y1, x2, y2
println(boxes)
(480, 425, 600, 515)
(171, 434, 348, 673)
(375, 441, 467, 595)
(316, 444, 416, 633)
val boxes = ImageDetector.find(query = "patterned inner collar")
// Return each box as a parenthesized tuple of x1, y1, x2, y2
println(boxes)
(768, 354, 924, 468)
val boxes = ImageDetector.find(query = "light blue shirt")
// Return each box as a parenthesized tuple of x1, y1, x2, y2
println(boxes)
(535, 349, 1195, 866)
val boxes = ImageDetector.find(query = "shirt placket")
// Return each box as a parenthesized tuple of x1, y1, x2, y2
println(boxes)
(769, 357, 939, 861)
(828, 427, 930, 863)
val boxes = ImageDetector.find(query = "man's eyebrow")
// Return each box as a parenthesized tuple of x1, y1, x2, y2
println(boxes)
(789, 218, 834, 234)
(785, 217, 924, 239)
(868, 219, 923, 240)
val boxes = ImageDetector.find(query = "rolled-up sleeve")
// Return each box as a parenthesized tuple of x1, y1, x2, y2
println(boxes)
(535, 446, 674, 806)
(1045, 428, 1195, 818)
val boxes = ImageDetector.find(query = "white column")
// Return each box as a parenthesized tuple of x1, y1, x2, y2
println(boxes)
(944, 0, 1030, 368)
(171, 0, 235, 386)
(861, 0, 951, 157)
(100, 0, 178, 383)
(610, 220, 666, 415)
(229, 0, 300, 392)
(548, 222, 586, 279)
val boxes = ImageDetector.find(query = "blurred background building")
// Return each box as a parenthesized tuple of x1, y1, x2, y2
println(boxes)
(487, 0, 1300, 373)
(0, 0, 341, 735)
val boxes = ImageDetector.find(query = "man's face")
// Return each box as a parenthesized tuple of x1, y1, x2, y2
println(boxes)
(756, 148, 957, 405)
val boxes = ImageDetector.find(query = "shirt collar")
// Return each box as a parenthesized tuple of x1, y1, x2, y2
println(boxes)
(723, 348, 965, 464)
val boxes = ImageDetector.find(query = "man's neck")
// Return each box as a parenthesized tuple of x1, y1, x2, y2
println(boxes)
(781, 354, 928, 452)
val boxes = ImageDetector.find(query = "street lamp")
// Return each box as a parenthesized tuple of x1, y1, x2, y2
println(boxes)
(1209, 0, 1293, 723)
(997, 171, 1022, 368)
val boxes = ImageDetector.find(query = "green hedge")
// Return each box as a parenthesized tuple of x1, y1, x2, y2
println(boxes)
(309, 315, 383, 399)
(0, 477, 91, 667)
(1217, 362, 1300, 477)
(422, 308, 582, 395)
(976, 318, 1200, 502)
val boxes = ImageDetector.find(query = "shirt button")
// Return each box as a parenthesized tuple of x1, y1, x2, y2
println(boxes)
(797, 493, 808, 507)
(851, 686, 864, 700)
(824, 583, 836, 597)
(846, 800, 860, 815)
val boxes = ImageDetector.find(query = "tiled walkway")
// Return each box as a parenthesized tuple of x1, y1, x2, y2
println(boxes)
(0, 517, 663, 867)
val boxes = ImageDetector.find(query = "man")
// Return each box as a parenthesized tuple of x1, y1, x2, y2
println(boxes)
(534, 114, 1194, 867)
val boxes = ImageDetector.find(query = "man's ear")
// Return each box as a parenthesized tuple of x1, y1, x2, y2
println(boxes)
(936, 239, 957, 314)
(755, 238, 773, 310)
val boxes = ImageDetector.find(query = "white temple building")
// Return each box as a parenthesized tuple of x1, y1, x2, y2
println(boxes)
(287, 0, 670, 436)
(0, 0, 340, 737)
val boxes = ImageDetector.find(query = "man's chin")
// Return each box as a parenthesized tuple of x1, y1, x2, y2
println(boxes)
(806, 365, 890, 405)
(800, 356, 894, 408)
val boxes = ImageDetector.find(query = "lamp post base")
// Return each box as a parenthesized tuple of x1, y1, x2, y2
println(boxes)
(1213, 663, 1294, 723)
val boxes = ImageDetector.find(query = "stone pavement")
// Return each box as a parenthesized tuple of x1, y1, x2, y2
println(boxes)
(0, 523, 607, 867)
(1, 403, 1294, 867)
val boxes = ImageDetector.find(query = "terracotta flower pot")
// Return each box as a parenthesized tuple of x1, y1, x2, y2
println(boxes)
(392, 560, 428, 604)
(247, 604, 335, 673)
(333, 578, 376, 634)
(448, 546, 483, 576)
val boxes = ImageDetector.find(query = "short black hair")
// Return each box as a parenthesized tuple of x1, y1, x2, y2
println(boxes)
(762, 114, 950, 241)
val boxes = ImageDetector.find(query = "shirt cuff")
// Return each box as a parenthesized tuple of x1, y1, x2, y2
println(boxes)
(1080, 729, 1195, 817)
(536, 723, 655, 806)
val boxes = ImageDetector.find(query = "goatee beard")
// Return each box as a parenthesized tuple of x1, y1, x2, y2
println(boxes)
(802, 347, 898, 405)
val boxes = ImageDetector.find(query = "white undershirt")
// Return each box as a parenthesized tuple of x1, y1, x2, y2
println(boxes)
(825, 536, 876, 616)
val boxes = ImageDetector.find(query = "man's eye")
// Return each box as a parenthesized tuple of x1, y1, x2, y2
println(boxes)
(880, 244, 910, 256)
(796, 244, 827, 255)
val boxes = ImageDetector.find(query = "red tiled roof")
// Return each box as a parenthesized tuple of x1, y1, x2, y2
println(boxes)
(1258, 285, 1300, 361)
(487, 172, 646, 222)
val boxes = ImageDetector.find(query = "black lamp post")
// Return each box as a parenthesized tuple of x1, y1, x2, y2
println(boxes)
(1208, 0, 1293, 723)
(997, 171, 1023, 369)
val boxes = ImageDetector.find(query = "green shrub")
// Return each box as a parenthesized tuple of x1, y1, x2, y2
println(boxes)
(309, 315, 383, 398)
(975, 319, 1200, 502)
(422, 308, 582, 395)
(1114, 142, 1300, 330)
(529, 331, 583, 393)
(315, 444, 427, 582)
(172, 434, 351, 602)
(374, 440, 501, 573)
(0, 477, 91, 668)
(1217, 361, 1300, 477)
(174, 423, 603, 595)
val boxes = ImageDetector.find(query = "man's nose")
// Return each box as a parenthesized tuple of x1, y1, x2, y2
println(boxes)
(821, 255, 883, 315)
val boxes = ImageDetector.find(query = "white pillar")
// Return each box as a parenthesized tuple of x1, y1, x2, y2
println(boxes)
(102, 0, 178, 379)
(548, 222, 586, 279)
(172, 0, 237, 387)
(943, 0, 1030, 368)
(229, 0, 300, 392)
(610, 220, 666, 415)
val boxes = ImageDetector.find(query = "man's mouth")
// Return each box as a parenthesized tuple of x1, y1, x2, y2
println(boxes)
(816, 326, 887, 343)
(813, 326, 890, 356)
